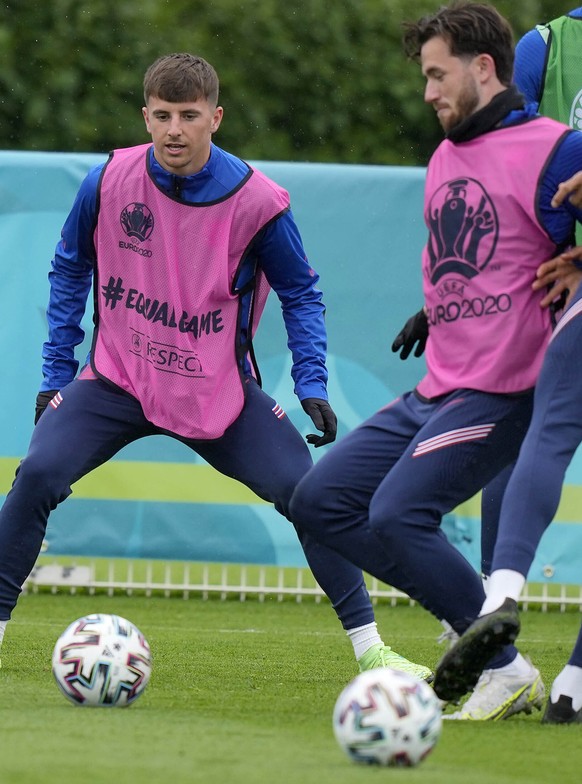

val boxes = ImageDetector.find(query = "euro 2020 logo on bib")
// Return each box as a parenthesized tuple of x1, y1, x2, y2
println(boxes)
(120, 202, 154, 242)
(426, 177, 499, 286)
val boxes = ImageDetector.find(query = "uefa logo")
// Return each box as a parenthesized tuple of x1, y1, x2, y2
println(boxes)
(120, 203, 154, 242)
(132, 332, 142, 353)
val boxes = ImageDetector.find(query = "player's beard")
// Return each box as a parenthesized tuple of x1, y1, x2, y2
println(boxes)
(439, 73, 480, 133)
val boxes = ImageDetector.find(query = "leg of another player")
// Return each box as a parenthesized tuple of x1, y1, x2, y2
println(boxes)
(435, 296, 582, 718)
(193, 379, 432, 680)
(543, 623, 582, 724)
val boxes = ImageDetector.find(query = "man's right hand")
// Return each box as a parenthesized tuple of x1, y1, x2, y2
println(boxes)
(551, 171, 582, 209)
(35, 390, 59, 424)
(533, 248, 582, 310)
(391, 308, 429, 360)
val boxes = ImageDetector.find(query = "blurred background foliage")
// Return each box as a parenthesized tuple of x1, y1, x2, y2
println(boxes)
(0, 0, 573, 165)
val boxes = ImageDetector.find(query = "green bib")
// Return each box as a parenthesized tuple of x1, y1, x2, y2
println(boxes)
(538, 15, 582, 130)
(538, 15, 582, 243)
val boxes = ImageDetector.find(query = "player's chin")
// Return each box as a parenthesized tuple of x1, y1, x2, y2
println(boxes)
(163, 145, 188, 162)
(437, 114, 454, 133)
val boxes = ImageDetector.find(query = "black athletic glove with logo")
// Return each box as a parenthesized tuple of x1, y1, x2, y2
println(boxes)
(35, 390, 59, 424)
(391, 308, 429, 360)
(301, 398, 338, 448)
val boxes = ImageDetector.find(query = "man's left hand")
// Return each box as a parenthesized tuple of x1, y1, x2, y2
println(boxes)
(301, 398, 338, 447)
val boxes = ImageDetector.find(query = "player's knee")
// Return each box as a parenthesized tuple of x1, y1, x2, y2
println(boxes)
(288, 473, 319, 530)
(269, 479, 297, 520)
(13, 454, 70, 502)
(368, 504, 402, 550)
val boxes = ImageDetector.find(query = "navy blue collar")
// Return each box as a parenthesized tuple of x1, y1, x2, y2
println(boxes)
(446, 86, 526, 143)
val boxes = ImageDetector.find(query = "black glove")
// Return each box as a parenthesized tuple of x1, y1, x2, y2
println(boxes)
(35, 390, 59, 424)
(391, 308, 429, 360)
(301, 398, 338, 448)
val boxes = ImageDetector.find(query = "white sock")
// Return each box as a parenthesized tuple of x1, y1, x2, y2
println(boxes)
(347, 622, 383, 660)
(489, 651, 534, 679)
(0, 620, 6, 647)
(480, 569, 526, 616)
(481, 573, 490, 596)
(551, 665, 582, 711)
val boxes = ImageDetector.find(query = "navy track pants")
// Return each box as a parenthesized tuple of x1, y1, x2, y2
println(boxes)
(290, 386, 534, 637)
(0, 376, 373, 628)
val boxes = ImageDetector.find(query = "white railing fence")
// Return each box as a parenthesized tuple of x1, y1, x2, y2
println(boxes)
(24, 558, 582, 612)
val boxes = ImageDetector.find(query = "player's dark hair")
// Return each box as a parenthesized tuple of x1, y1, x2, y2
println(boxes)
(402, 1, 514, 86)
(143, 53, 219, 105)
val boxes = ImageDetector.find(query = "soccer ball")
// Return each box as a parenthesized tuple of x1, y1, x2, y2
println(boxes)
(52, 613, 152, 707)
(332, 668, 442, 767)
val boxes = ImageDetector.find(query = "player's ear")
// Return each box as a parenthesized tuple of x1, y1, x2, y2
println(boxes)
(142, 106, 151, 133)
(211, 106, 223, 134)
(474, 53, 496, 82)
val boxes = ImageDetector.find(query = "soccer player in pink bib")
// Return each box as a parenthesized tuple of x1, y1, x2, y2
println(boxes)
(0, 53, 431, 682)
(291, 2, 582, 721)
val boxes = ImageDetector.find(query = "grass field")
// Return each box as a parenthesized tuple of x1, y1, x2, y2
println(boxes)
(1, 591, 581, 784)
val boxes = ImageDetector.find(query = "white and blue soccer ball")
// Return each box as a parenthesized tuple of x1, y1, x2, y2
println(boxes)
(52, 613, 152, 707)
(332, 667, 442, 767)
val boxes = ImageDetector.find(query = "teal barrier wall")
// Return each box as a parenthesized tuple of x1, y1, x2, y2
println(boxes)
(1, 150, 581, 583)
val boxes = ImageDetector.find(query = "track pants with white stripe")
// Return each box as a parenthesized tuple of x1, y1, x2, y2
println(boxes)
(0, 376, 374, 630)
(290, 386, 534, 645)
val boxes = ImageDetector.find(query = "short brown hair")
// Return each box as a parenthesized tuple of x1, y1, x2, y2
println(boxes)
(402, 2, 514, 86)
(143, 53, 219, 105)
